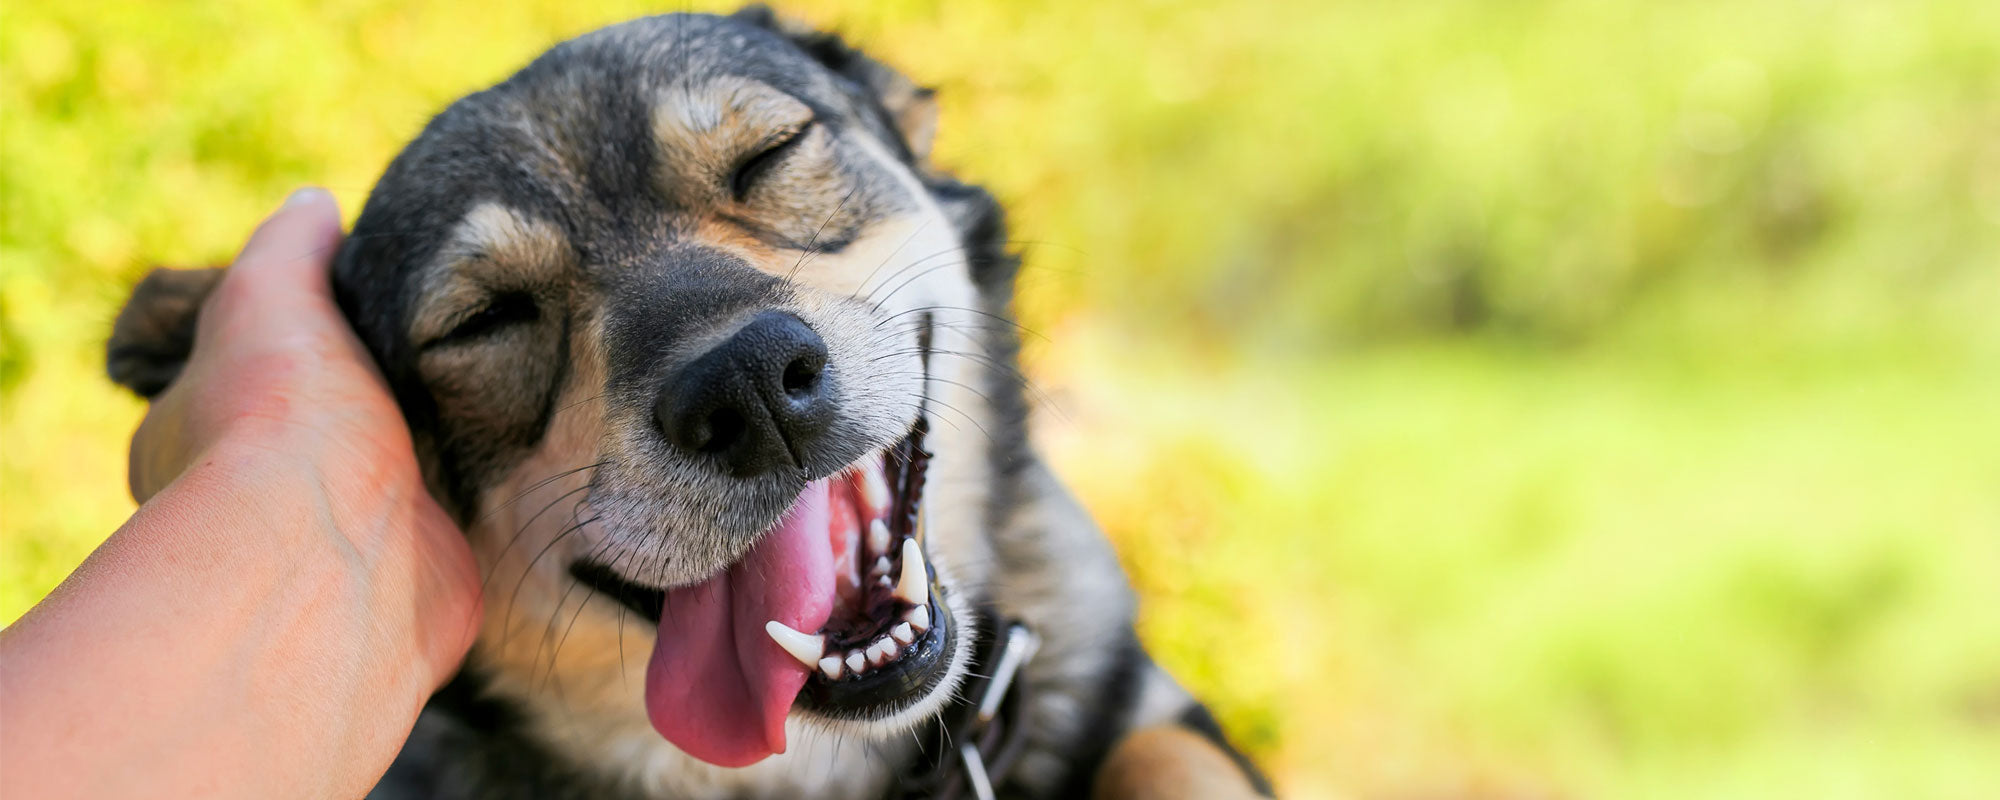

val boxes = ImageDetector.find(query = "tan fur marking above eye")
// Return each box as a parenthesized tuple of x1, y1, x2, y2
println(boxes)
(411, 202, 569, 344)
(652, 76, 814, 200)
(1092, 726, 1266, 800)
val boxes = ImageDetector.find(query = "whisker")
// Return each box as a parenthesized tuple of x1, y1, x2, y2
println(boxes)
(851, 217, 937, 298)
(501, 510, 601, 652)
(860, 347, 1062, 421)
(480, 483, 593, 597)
(868, 259, 987, 312)
(787, 185, 862, 282)
(857, 244, 981, 303)
(474, 461, 606, 525)
(876, 304, 1050, 343)
(540, 532, 626, 691)
(916, 394, 996, 445)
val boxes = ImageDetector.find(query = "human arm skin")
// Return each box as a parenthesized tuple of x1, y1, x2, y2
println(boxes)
(0, 189, 483, 800)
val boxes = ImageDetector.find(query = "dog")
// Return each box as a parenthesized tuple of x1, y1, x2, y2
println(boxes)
(107, 8, 1270, 799)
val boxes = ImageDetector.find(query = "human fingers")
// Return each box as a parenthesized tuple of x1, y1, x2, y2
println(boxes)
(129, 189, 347, 500)
(193, 187, 347, 351)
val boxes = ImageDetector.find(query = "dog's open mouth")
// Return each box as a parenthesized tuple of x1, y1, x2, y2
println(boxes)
(569, 419, 954, 767)
(786, 422, 953, 703)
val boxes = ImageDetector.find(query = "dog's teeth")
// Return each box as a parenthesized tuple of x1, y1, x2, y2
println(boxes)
(846, 651, 866, 673)
(818, 655, 844, 680)
(764, 621, 824, 668)
(895, 538, 928, 606)
(878, 575, 893, 590)
(871, 556, 891, 577)
(867, 638, 897, 666)
(905, 605, 931, 632)
(868, 520, 891, 555)
(861, 465, 891, 510)
(891, 622, 915, 645)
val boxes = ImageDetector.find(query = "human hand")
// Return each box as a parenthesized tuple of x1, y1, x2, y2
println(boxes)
(128, 186, 482, 689)
(1, 189, 481, 800)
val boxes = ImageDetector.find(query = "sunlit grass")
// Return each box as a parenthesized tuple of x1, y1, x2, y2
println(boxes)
(1044, 328, 2000, 797)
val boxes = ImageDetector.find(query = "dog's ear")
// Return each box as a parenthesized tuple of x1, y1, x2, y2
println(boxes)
(733, 5, 939, 163)
(107, 266, 223, 398)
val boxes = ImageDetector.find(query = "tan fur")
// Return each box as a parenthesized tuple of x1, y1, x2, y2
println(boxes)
(410, 203, 571, 345)
(690, 217, 783, 266)
(652, 77, 814, 208)
(1092, 726, 1265, 800)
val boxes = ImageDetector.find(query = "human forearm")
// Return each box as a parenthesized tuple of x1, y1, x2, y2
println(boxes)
(1, 437, 468, 799)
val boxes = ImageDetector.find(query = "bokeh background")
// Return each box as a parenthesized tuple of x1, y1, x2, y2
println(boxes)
(5, 1, 1999, 797)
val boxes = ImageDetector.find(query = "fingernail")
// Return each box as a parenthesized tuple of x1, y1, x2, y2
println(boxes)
(281, 186, 332, 210)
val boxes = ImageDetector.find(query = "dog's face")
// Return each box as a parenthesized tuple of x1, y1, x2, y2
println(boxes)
(107, 10, 1287, 797)
(323, 10, 1013, 782)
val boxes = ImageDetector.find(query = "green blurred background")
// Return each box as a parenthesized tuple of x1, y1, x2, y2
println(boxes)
(4, 1, 1998, 797)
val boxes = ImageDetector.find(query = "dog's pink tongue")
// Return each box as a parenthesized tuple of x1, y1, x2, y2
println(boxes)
(644, 479, 834, 767)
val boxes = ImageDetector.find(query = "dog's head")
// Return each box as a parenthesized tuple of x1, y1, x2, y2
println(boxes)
(111, 8, 1024, 781)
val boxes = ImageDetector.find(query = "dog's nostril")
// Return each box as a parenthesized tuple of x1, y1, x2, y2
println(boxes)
(696, 407, 747, 455)
(781, 356, 821, 398)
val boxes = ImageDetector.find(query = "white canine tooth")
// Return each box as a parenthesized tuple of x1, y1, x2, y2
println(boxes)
(861, 465, 891, 510)
(764, 621, 824, 668)
(846, 651, 866, 673)
(818, 655, 844, 680)
(868, 520, 892, 555)
(891, 622, 915, 644)
(871, 556, 892, 577)
(868, 639, 896, 666)
(895, 538, 928, 606)
(905, 605, 931, 632)
(878, 575, 893, 589)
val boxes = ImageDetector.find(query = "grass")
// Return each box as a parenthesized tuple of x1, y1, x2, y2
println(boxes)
(1043, 329, 2000, 797)
(6, 0, 2000, 796)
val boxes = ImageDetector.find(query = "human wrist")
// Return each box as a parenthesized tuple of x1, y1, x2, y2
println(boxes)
(165, 430, 474, 687)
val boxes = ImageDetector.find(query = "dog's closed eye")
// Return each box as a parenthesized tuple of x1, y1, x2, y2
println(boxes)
(730, 121, 813, 201)
(426, 291, 539, 349)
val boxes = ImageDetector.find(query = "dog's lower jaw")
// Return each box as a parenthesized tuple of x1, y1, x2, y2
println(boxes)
(432, 467, 989, 797)
(795, 558, 983, 740)
(416, 599, 980, 800)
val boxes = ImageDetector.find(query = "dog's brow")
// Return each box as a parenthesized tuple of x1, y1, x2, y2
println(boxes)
(656, 77, 811, 136)
(410, 202, 568, 342)
(449, 203, 564, 262)
(650, 77, 816, 195)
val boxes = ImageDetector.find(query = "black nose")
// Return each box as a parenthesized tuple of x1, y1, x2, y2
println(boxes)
(656, 312, 832, 478)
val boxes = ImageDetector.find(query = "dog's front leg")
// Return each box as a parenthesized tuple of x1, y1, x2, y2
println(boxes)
(1092, 724, 1270, 800)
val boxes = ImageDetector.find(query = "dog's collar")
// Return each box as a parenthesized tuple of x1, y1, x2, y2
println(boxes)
(893, 618, 1039, 800)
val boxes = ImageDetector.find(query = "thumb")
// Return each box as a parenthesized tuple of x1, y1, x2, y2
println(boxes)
(198, 187, 346, 340)
(235, 187, 344, 283)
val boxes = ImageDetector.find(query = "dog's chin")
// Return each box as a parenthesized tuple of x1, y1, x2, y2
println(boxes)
(569, 417, 977, 749)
